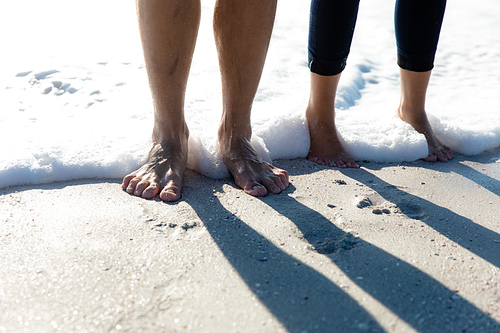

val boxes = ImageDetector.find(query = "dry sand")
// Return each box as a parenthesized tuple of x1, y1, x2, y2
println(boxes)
(1, 148, 500, 333)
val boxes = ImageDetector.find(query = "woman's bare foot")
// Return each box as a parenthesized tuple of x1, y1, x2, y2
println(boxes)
(305, 73, 359, 168)
(306, 105, 359, 168)
(218, 124, 289, 197)
(398, 68, 453, 162)
(122, 130, 188, 202)
(398, 107, 453, 162)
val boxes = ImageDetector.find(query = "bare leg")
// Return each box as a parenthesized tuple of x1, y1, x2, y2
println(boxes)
(122, 0, 200, 202)
(306, 72, 359, 168)
(398, 68, 453, 162)
(213, 0, 289, 196)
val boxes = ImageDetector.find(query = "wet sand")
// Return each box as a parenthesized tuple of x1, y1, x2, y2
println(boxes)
(1, 148, 499, 332)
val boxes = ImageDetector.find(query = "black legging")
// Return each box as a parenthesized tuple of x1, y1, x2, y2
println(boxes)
(308, 0, 447, 76)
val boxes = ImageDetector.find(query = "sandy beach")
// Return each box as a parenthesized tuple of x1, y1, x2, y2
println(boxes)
(1, 148, 499, 333)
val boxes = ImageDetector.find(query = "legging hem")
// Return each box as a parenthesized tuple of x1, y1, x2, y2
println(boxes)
(397, 52, 435, 72)
(308, 56, 346, 76)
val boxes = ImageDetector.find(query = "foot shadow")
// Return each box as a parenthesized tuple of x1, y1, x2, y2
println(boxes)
(422, 152, 500, 197)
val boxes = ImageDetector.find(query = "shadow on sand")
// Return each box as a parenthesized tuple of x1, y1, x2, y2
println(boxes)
(184, 174, 500, 332)
(185, 187, 384, 333)
(352, 164, 500, 269)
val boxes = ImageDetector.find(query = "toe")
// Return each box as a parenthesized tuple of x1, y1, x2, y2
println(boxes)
(422, 154, 438, 162)
(142, 183, 160, 199)
(317, 158, 328, 166)
(275, 172, 289, 190)
(433, 149, 448, 162)
(309, 156, 326, 166)
(333, 158, 347, 168)
(279, 171, 290, 188)
(437, 154, 448, 162)
(126, 178, 140, 194)
(443, 148, 453, 160)
(243, 182, 268, 197)
(159, 186, 181, 202)
(346, 160, 360, 168)
(272, 172, 289, 190)
(134, 181, 150, 196)
(270, 172, 286, 191)
(341, 154, 359, 168)
(122, 174, 135, 190)
(325, 158, 334, 167)
(262, 178, 282, 194)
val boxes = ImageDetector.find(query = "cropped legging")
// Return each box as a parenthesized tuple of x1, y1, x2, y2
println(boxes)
(308, 0, 447, 76)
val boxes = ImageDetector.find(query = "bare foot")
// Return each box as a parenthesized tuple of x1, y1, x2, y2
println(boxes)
(121, 135, 188, 202)
(398, 107, 453, 162)
(218, 127, 289, 197)
(306, 106, 359, 168)
(398, 68, 452, 162)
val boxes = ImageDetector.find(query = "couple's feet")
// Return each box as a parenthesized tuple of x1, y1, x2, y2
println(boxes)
(123, 106, 452, 202)
(122, 126, 289, 202)
(305, 104, 453, 168)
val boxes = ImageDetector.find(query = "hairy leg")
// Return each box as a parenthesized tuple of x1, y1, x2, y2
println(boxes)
(122, 0, 200, 201)
(398, 68, 453, 162)
(306, 72, 359, 168)
(213, 0, 289, 197)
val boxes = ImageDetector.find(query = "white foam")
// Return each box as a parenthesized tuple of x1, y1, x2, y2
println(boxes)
(1, 0, 499, 188)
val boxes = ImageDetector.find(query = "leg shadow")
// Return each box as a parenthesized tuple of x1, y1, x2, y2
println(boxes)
(437, 159, 499, 196)
(185, 190, 385, 333)
(346, 167, 500, 269)
(258, 186, 500, 332)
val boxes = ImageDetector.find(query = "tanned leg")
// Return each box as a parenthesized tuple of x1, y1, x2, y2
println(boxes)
(306, 72, 359, 168)
(122, 0, 201, 202)
(398, 68, 453, 162)
(213, 0, 289, 197)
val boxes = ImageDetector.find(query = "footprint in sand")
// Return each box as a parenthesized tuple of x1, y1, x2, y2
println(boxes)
(19, 70, 79, 96)
(42, 80, 78, 95)
(393, 201, 428, 220)
(353, 193, 388, 212)
(314, 233, 359, 255)
(354, 193, 428, 220)
(355, 192, 427, 218)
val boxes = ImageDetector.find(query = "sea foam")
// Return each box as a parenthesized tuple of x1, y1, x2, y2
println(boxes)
(0, 0, 499, 188)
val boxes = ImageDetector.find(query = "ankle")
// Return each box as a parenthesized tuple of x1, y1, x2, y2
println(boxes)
(218, 118, 251, 142)
(152, 121, 189, 145)
(399, 106, 432, 136)
(307, 102, 335, 128)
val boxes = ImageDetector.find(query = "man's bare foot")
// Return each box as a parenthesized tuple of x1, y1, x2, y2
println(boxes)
(398, 107, 453, 162)
(121, 134, 188, 202)
(306, 106, 359, 168)
(218, 127, 289, 197)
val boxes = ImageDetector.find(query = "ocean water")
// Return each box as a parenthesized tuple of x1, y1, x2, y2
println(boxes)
(1, 0, 499, 189)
